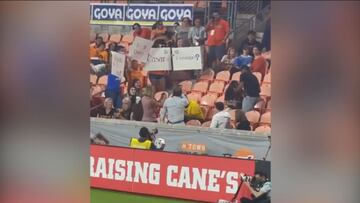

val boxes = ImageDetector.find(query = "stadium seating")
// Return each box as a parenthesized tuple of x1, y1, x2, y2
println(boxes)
(200, 106, 208, 119)
(90, 74, 97, 85)
(254, 99, 266, 114)
(215, 71, 230, 83)
(99, 33, 110, 43)
(260, 83, 271, 101)
(245, 110, 261, 124)
(122, 34, 134, 44)
(208, 81, 225, 97)
(154, 91, 168, 101)
(200, 93, 217, 107)
(216, 95, 225, 103)
(201, 121, 211, 127)
(179, 80, 193, 94)
(199, 69, 215, 83)
(186, 92, 202, 102)
(186, 119, 202, 126)
(253, 72, 262, 84)
(266, 100, 271, 111)
(206, 107, 218, 121)
(254, 125, 271, 133)
(263, 72, 271, 84)
(90, 32, 97, 43)
(192, 81, 209, 95)
(231, 71, 241, 81)
(97, 75, 108, 86)
(109, 34, 122, 43)
(259, 111, 271, 125)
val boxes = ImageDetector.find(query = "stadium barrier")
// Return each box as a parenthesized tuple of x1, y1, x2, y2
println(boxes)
(91, 118, 271, 160)
(91, 144, 255, 202)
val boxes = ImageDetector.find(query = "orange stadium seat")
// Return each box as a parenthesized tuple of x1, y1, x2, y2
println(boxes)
(231, 71, 242, 81)
(99, 33, 109, 43)
(109, 34, 122, 43)
(216, 95, 225, 103)
(199, 69, 215, 83)
(200, 94, 217, 107)
(90, 32, 97, 43)
(90, 74, 97, 85)
(266, 100, 271, 111)
(234, 148, 255, 159)
(263, 72, 271, 84)
(154, 91, 168, 101)
(208, 81, 225, 97)
(118, 41, 130, 51)
(254, 99, 266, 114)
(259, 111, 271, 125)
(260, 84, 271, 100)
(206, 107, 218, 121)
(192, 81, 209, 95)
(253, 72, 262, 84)
(201, 121, 211, 127)
(254, 125, 271, 133)
(97, 75, 108, 86)
(245, 110, 261, 124)
(122, 34, 134, 44)
(215, 71, 230, 83)
(179, 80, 193, 94)
(186, 92, 202, 102)
(186, 119, 201, 126)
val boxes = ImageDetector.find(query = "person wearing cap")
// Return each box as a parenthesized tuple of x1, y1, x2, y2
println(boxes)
(129, 127, 155, 150)
(132, 23, 151, 40)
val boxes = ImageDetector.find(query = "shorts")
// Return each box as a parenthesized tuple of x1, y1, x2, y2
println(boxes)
(208, 44, 226, 62)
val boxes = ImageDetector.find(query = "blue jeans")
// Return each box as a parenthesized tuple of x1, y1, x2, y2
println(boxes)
(242, 96, 260, 112)
(105, 90, 122, 109)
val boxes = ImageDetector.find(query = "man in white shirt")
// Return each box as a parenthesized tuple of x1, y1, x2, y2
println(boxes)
(210, 102, 231, 129)
(160, 86, 189, 125)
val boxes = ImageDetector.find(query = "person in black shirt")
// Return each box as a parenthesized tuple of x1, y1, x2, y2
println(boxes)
(225, 80, 243, 109)
(239, 30, 262, 57)
(240, 66, 260, 112)
(97, 98, 115, 118)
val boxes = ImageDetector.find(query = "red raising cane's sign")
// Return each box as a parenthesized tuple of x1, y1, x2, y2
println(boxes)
(90, 145, 255, 202)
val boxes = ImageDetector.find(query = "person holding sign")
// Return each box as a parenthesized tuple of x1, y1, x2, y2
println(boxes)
(206, 12, 230, 69)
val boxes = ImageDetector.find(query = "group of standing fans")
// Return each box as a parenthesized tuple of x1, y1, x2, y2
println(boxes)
(90, 12, 270, 131)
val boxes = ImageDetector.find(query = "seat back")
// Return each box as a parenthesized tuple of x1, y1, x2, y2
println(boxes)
(254, 125, 271, 133)
(200, 94, 217, 107)
(208, 81, 225, 96)
(245, 110, 261, 123)
(260, 111, 271, 125)
(109, 34, 122, 43)
(179, 80, 193, 94)
(186, 92, 202, 102)
(231, 71, 242, 81)
(192, 81, 209, 95)
(186, 119, 201, 126)
(215, 71, 230, 83)
(99, 33, 109, 43)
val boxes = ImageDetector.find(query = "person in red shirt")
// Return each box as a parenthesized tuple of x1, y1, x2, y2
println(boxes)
(132, 23, 151, 40)
(206, 12, 230, 69)
(251, 46, 268, 81)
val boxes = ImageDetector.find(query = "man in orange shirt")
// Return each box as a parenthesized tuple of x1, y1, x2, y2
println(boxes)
(206, 12, 230, 69)
(251, 46, 268, 81)
(132, 23, 151, 40)
(90, 36, 103, 58)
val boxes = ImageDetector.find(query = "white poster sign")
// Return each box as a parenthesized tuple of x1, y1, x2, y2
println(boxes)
(172, 47, 203, 71)
(128, 36, 154, 63)
(144, 48, 172, 71)
(111, 51, 126, 80)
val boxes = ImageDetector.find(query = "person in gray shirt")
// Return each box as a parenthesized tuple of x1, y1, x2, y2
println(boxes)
(160, 86, 189, 125)
(188, 18, 206, 46)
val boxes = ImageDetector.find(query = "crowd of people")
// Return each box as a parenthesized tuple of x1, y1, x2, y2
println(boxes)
(90, 12, 271, 131)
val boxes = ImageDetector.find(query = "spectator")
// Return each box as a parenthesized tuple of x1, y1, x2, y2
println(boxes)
(148, 40, 168, 92)
(221, 47, 237, 71)
(188, 18, 206, 46)
(132, 78, 142, 97)
(184, 100, 204, 122)
(130, 96, 144, 121)
(132, 23, 151, 40)
(116, 97, 131, 120)
(126, 86, 138, 104)
(129, 127, 155, 150)
(96, 42, 109, 63)
(160, 86, 189, 125)
(235, 109, 251, 131)
(210, 102, 231, 129)
(175, 17, 192, 47)
(97, 98, 115, 119)
(127, 59, 143, 87)
(105, 73, 122, 109)
(90, 133, 110, 145)
(239, 30, 262, 56)
(224, 80, 243, 109)
(141, 86, 161, 122)
(251, 46, 268, 81)
(206, 12, 230, 68)
(232, 47, 253, 75)
(240, 171, 271, 203)
(240, 66, 260, 112)
(90, 36, 104, 58)
(151, 20, 167, 40)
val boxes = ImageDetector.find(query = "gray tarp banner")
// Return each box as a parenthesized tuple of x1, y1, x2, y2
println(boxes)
(91, 118, 271, 161)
